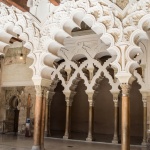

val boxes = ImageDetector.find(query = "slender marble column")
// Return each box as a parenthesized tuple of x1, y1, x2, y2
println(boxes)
(86, 93, 94, 141)
(63, 94, 72, 139)
(41, 88, 47, 150)
(32, 86, 43, 150)
(142, 95, 147, 146)
(47, 92, 55, 137)
(121, 84, 130, 150)
(44, 91, 49, 135)
(44, 97, 48, 136)
(112, 93, 119, 144)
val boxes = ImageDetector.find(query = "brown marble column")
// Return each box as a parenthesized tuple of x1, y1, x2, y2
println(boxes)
(86, 93, 94, 141)
(47, 92, 55, 137)
(44, 97, 48, 136)
(45, 91, 49, 136)
(112, 93, 119, 144)
(32, 86, 43, 150)
(142, 95, 147, 146)
(63, 94, 72, 139)
(121, 84, 130, 150)
(41, 88, 47, 150)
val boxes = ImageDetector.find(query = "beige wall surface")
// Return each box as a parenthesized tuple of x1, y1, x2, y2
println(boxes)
(1, 58, 33, 87)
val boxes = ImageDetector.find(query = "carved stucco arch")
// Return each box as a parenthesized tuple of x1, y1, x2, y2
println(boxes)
(40, 0, 150, 84)
(51, 56, 119, 98)
(40, 0, 121, 80)
(0, 3, 42, 80)
(1, 1, 150, 85)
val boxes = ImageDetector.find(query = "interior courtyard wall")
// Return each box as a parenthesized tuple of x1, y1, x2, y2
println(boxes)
(71, 80, 88, 139)
(0, 86, 35, 134)
(50, 82, 66, 137)
(130, 81, 143, 137)
(0, 89, 6, 121)
(147, 95, 150, 130)
(1, 58, 33, 87)
(94, 78, 114, 138)
(18, 86, 36, 135)
(136, 36, 150, 133)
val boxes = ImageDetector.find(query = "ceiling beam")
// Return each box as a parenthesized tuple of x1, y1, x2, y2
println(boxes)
(49, 0, 61, 6)
(0, 0, 29, 12)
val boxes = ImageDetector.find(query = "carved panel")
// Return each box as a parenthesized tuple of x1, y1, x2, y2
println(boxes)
(60, 34, 109, 60)
(110, 0, 129, 9)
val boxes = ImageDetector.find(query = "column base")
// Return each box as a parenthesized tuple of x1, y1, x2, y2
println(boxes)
(141, 141, 147, 146)
(112, 139, 118, 144)
(63, 135, 70, 139)
(31, 146, 40, 150)
(112, 137, 118, 144)
(86, 136, 93, 142)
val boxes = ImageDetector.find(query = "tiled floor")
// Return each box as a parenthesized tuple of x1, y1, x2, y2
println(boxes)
(0, 134, 148, 150)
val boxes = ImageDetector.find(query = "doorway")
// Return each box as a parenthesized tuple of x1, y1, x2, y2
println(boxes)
(6, 96, 19, 133)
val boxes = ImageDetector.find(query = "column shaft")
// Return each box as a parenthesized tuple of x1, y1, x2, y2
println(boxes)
(112, 100, 119, 144)
(142, 100, 147, 145)
(122, 96, 130, 150)
(32, 93, 43, 150)
(47, 101, 51, 136)
(86, 104, 94, 141)
(41, 96, 46, 150)
(47, 92, 55, 137)
(63, 102, 71, 139)
(44, 102, 48, 135)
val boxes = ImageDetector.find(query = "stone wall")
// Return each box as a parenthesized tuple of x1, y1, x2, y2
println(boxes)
(0, 86, 35, 135)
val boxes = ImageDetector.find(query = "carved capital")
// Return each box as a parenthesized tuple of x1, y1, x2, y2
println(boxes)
(113, 99, 118, 107)
(64, 92, 72, 106)
(35, 85, 42, 97)
(66, 100, 72, 107)
(64, 92, 70, 100)
(88, 100, 94, 107)
(112, 93, 119, 107)
(35, 85, 48, 97)
(43, 87, 49, 98)
(87, 92, 93, 100)
(120, 84, 130, 96)
(141, 92, 148, 107)
(143, 100, 147, 108)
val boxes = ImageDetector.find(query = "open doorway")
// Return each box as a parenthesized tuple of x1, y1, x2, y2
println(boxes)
(5, 96, 19, 133)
